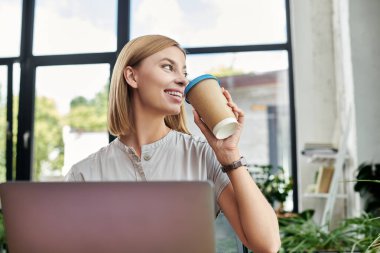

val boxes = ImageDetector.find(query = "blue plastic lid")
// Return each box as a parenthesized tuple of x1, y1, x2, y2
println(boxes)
(184, 74, 220, 103)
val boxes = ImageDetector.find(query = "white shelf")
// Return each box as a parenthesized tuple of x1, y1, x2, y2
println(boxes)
(303, 153, 350, 164)
(306, 153, 338, 159)
(301, 108, 352, 227)
(303, 193, 347, 199)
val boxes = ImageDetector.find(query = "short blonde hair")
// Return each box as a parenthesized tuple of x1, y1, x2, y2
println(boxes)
(108, 34, 190, 137)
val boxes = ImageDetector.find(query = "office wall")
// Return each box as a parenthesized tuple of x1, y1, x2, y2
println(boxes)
(349, 0, 380, 163)
(291, 0, 338, 220)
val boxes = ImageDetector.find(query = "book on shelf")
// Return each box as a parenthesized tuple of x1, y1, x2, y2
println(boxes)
(315, 166, 334, 193)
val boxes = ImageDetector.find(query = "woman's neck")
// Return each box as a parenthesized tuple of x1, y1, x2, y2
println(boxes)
(120, 105, 171, 158)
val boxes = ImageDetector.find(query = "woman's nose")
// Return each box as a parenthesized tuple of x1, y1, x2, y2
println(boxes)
(175, 76, 188, 87)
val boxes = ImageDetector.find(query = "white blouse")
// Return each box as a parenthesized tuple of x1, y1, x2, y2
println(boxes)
(65, 130, 230, 213)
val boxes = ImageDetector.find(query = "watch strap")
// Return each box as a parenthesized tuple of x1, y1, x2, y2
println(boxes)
(221, 156, 247, 173)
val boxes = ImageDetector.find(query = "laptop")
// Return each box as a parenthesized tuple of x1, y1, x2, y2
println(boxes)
(0, 181, 216, 253)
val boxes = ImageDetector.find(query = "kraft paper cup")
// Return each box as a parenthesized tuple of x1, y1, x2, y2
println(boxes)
(185, 74, 238, 139)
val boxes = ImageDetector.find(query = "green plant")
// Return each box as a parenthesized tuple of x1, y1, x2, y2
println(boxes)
(278, 210, 380, 253)
(250, 164, 293, 209)
(354, 163, 380, 216)
(0, 212, 5, 246)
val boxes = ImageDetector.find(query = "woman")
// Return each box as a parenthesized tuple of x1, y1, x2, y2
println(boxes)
(65, 34, 281, 253)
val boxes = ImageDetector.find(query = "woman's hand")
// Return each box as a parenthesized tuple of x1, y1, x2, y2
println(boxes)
(193, 87, 245, 165)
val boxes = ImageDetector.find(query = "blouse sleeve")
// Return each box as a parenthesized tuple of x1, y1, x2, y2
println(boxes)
(64, 165, 85, 182)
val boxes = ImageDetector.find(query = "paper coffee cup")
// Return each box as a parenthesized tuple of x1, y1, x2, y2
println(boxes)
(185, 74, 238, 139)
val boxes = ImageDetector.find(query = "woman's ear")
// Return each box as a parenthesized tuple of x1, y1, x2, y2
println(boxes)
(123, 66, 138, 88)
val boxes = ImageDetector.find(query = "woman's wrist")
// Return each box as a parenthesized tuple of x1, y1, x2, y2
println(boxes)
(217, 150, 241, 166)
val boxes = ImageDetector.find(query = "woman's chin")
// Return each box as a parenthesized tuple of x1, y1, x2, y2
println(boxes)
(168, 110, 181, 116)
(164, 107, 181, 116)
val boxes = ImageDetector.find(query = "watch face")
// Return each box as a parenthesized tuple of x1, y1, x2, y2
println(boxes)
(241, 157, 247, 166)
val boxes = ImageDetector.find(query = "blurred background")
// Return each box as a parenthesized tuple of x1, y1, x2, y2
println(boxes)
(1, 0, 380, 252)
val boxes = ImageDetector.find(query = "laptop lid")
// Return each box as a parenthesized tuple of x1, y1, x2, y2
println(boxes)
(0, 181, 216, 253)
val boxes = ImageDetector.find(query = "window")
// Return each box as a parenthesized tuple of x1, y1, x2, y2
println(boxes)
(130, 0, 294, 210)
(185, 51, 290, 168)
(33, 0, 117, 55)
(34, 64, 110, 181)
(0, 0, 22, 57)
(130, 0, 287, 47)
(0, 66, 7, 182)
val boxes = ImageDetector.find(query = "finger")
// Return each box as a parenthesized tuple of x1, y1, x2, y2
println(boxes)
(233, 107, 245, 124)
(226, 101, 239, 118)
(192, 110, 215, 139)
(223, 89, 233, 103)
(227, 101, 238, 109)
(228, 103, 245, 123)
(234, 110, 239, 119)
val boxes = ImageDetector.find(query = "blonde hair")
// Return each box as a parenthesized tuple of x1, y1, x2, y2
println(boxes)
(108, 34, 190, 137)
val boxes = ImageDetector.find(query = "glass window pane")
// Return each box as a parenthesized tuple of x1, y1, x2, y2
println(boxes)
(215, 212, 243, 252)
(34, 64, 110, 181)
(186, 51, 292, 208)
(0, 66, 8, 182)
(33, 0, 117, 55)
(131, 0, 287, 47)
(0, 0, 22, 57)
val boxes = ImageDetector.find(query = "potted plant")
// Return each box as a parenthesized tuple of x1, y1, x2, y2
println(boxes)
(278, 210, 380, 253)
(249, 164, 293, 212)
(0, 212, 5, 252)
(354, 162, 380, 216)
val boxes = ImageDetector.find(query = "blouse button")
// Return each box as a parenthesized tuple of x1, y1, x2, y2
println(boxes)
(143, 154, 151, 161)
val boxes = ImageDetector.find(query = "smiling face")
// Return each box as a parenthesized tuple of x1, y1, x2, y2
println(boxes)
(127, 46, 188, 116)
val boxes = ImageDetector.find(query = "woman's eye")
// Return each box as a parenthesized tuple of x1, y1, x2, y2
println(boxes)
(163, 64, 173, 71)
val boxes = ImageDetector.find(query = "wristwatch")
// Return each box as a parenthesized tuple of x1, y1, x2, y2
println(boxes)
(221, 156, 247, 173)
